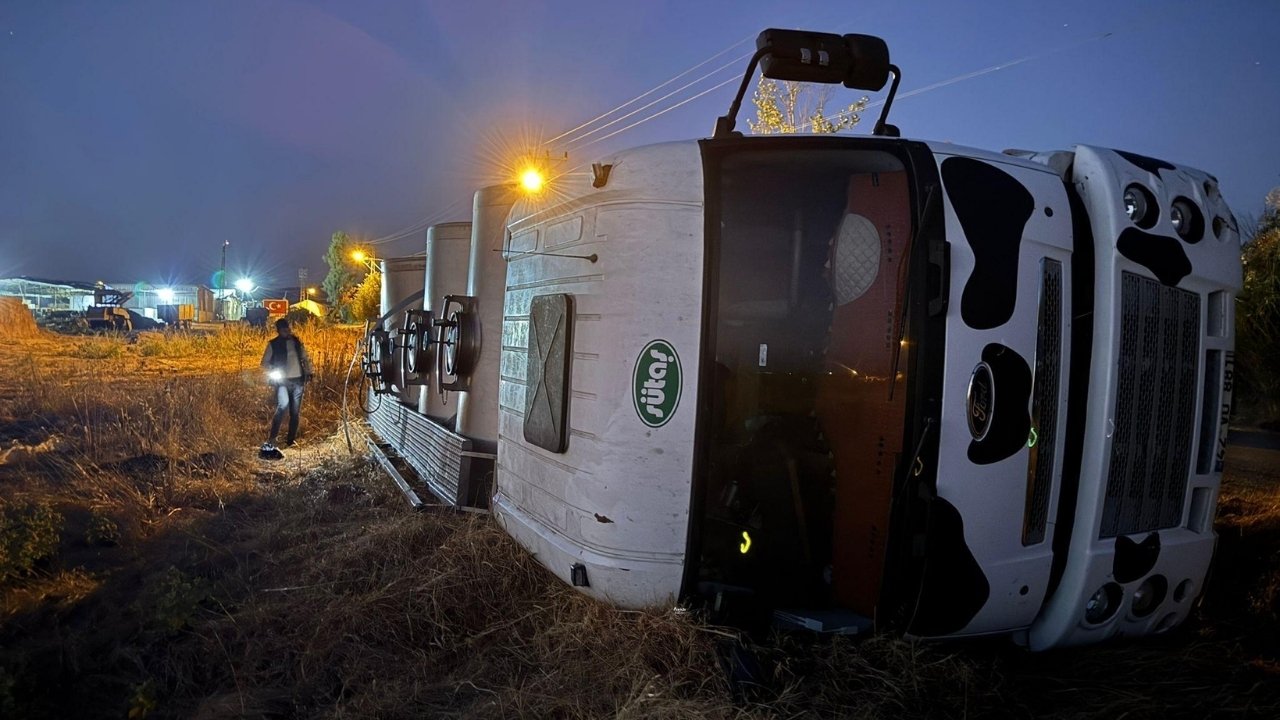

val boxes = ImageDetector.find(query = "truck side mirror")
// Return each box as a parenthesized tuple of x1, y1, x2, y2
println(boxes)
(842, 33, 891, 91)
(755, 29, 890, 91)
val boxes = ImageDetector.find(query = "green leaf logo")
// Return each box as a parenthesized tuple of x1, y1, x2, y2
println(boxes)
(632, 339, 681, 428)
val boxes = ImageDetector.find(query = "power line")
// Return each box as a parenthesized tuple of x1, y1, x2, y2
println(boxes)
(573, 75, 742, 151)
(561, 52, 752, 151)
(546, 33, 756, 146)
(368, 196, 471, 246)
(799, 30, 1117, 132)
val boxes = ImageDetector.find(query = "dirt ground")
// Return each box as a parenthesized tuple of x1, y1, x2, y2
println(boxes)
(1, 327, 1278, 719)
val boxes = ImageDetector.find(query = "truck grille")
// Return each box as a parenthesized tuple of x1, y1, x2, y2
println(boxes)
(1024, 259, 1062, 546)
(1100, 273, 1200, 538)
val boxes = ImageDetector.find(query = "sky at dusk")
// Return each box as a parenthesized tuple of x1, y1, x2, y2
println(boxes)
(2, 0, 1278, 289)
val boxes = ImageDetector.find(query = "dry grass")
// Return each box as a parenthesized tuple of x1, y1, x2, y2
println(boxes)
(1, 326, 1279, 719)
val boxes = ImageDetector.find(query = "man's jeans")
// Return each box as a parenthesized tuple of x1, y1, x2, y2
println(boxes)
(269, 380, 305, 444)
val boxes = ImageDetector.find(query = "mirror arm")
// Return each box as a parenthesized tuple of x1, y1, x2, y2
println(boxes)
(872, 64, 902, 137)
(713, 46, 771, 139)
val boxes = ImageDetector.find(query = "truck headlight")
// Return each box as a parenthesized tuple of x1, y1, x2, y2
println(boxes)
(1131, 575, 1167, 618)
(1122, 184, 1156, 229)
(1170, 197, 1203, 242)
(1085, 582, 1122, 624)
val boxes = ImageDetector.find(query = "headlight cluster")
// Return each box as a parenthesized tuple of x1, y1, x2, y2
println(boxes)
(1122, 184, 1207, 243)
(1085, 574, 1184, 627)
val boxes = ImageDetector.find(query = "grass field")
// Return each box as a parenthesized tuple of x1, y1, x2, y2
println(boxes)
(1, 325, 1278, 719)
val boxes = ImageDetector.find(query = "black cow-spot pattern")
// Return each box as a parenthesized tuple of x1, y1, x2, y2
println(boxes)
(968, 343, 1033, 465)
(1113, 532, 1161, 583)
(1117, 227, 1192, 287)
(941, 157, 1035, 330)
(1114, 150, 1175, 175)
(908, 497, 991, 636)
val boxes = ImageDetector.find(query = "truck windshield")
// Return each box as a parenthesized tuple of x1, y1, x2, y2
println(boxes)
(695, 146, 917, 617)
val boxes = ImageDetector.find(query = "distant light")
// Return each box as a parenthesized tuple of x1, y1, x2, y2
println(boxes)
(235, 278, 254, 293)
(307, 287, 317, 296)
(156, 288, 175, 304)
(519, 167, 545, 193)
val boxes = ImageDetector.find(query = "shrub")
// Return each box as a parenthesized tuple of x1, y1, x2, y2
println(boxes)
(85, 512, 121, 546)
(140, 566, 210, 633)
(1236, 192, 1280, 425)
(72, 337, 126, 359)
(286, 307, 319, 327)
(0, 502, 63, 582)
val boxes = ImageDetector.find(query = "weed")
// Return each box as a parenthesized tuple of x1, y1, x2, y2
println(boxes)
(140, 566, 210, 633)
(127, 679, 158, 719)
(0, 501, 63, 583)
(85, 512, 121, 546)
(72, 337, 127, 359)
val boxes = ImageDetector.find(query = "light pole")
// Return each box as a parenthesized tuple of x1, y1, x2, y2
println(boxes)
(216, 239, 230, 321)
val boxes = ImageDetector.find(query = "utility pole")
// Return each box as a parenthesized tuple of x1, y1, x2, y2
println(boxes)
(297, 267, 308, 303)
(218, 240, 229, 321)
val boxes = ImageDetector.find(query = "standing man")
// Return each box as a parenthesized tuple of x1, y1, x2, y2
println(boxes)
(260, 318, 314, 452)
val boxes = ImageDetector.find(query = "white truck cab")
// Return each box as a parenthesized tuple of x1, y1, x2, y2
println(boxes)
(366, 28, 1241, 649)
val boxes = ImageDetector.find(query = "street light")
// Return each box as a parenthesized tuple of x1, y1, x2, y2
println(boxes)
(235, 277, 254, 301)
(307, 287, 317, 296)
(350, 249, 377, 272)
(519, 166, 545, 194)
(156, 288, 175, 304)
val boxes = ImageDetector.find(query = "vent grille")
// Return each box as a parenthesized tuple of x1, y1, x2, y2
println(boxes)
(1024, 259, 1063, 545)
(1100, 273, 1200, 538)
(367, 397, 473, 505)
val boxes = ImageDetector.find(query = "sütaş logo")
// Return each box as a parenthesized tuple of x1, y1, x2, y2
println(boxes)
(633, 340, 681, 428)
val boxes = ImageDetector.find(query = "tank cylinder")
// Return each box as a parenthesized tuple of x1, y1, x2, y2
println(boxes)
(419, 221, 474, 420)
(379, 257, 427, 407)
(455, 185, 517, 451)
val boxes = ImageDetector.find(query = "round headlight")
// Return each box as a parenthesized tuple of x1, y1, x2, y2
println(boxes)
(1131, 575, 1168, 618)
(1123, 186, 1145, 222)
(1170, 197, 1204, 243)
(1085, 582, 1123, 624)
(1122, 184, 1159, 229)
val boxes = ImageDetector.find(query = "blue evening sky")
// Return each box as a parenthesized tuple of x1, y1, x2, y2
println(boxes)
(2, 0, 1277, 287)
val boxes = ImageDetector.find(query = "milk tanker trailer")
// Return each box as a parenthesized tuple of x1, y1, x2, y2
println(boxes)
(363, 29, 1242, 650)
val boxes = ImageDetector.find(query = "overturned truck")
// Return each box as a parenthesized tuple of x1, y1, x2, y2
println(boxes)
(363, 29, 1242, 650)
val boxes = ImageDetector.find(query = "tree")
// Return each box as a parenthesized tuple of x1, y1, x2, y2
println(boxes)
(349, 270, 382, 323)
(748, 77, 870, 134)
(1235, 187, 1280, 425)
(322, 231, 360, 321)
